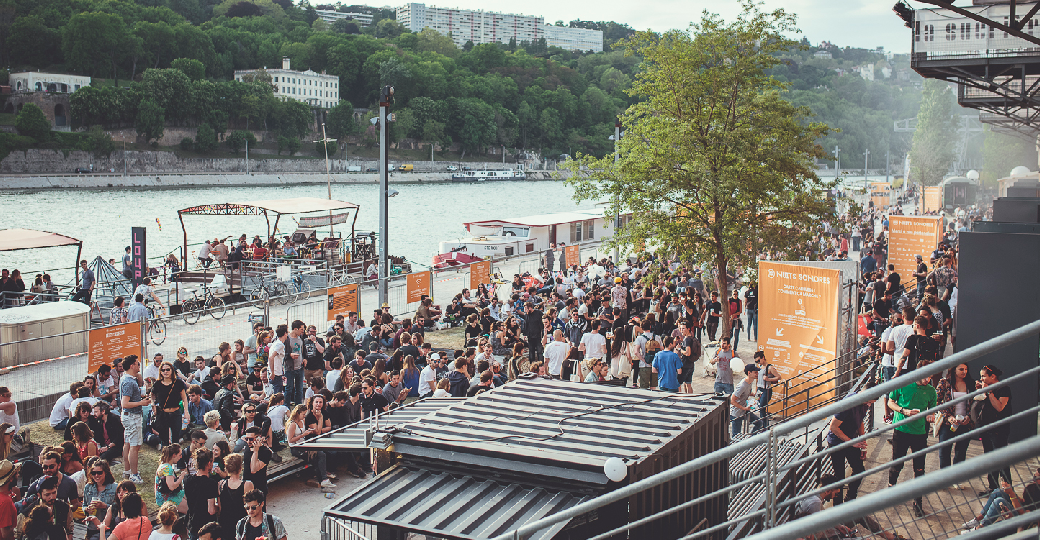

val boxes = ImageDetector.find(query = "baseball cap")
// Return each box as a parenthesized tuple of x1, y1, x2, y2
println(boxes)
(430, 353, 441, 360)
(744, 364, 761, 374)
(614, 277, 622, 283)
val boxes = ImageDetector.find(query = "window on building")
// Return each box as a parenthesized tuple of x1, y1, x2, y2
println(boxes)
(585, 220, 594, 239)
(570, 222, 583, 243)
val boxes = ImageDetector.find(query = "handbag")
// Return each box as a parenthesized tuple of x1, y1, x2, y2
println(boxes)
(616, 348, 632, 378)
(931, 411, 945, 438)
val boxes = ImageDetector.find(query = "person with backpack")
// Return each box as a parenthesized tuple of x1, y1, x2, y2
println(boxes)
(894, 315, 941, 379)
(211, 377, 238, 433)
(633, 320, 661, 389)
(235, 490, 287, 540)
(754, 351, 782, 430)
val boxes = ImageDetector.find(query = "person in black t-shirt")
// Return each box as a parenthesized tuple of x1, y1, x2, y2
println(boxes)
(678, 323, 700, 394)
(359, 378, 389, 417)
(704, 292, 722, 342)
(241, 426, 272, 493)
(976, 365, 1013, 492)
(885, 264, 901, 296)
(743, 285, 758, 341)
(895, 315, 940, 378)
(184, 449, 219, 537)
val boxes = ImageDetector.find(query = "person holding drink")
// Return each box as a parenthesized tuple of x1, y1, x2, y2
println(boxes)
(82, 460, 118, 540)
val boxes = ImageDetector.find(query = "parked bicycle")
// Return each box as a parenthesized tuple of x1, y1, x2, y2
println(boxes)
(181, 282, 227, 325)
(285, 273, 311, 304)
(146, 304, 167, 345)
(249, 273, 289, 307)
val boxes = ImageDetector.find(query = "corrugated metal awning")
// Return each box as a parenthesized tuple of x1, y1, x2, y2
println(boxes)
(294, 397, 465, 451)
(325, 465, 590, 540)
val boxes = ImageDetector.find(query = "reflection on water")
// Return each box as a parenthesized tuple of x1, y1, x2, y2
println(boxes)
(0, 181, 586, 282)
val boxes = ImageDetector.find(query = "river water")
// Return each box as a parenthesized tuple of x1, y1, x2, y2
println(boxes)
(0, 180, 588, 282)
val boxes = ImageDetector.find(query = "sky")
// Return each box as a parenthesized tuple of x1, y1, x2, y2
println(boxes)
(401, 0, 916, 53)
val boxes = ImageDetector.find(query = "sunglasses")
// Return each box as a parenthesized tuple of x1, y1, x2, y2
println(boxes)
(91, 470, 105, 476)
(245, 409, 256, 413)
(245, 504, 260, 511)
(43, 464, 58, 470)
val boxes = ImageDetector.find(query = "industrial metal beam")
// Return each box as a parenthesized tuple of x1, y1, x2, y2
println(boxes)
(913, 0, 1040, 47)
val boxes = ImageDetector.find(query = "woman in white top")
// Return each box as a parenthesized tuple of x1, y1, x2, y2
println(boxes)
(149, 501, 179, 540)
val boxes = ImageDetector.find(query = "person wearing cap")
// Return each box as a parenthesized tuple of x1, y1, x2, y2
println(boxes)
(611, 276, 628, 322)
(730, 364, 761, 436)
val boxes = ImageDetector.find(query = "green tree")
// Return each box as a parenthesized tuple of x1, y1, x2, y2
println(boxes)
(15, 103, 50, 141)
(568, 2, 834, 339)
(416, 27, 458, 58)
(62, 12, 131, 84)
(7, 15, 61, 68)
(909, 79, 956, 186)
(325, 100, 357, 140)
(980, 127, 1038, 187)
(86, 126, 114, 157)
(171, 58, 206, 81)
(135, 99, 165, 144)
(70, 86, 116, 128)
(195, 123, 218, 153)
(226, 130, 257, 153)
(273, 99, 313, 139)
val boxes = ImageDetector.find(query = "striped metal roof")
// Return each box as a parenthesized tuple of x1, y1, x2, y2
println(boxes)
(391, 378, 722, 484)
(294, 397, 465, 451)
(326, 465, 590, 540)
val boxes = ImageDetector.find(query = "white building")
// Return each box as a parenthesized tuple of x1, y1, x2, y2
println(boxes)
(234, 57, 340, 109)
(10, 72, 91, 93)
(397, 3, 544, 49)
(315, 9, 373, 26)
(544, 24, 603, 52)
(813, 50, 833, 60)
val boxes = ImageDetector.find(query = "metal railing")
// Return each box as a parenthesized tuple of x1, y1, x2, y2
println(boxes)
(493, 316, 1040, 540)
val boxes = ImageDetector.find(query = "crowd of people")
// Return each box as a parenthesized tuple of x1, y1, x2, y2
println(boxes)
(2, 191, 1037, 540)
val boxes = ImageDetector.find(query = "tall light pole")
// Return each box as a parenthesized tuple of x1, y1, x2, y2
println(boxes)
(377, 86, 393, 308)
(612, 118, 621, 265)
(313, 123, 338, 236)
(834, 146, 840, 179)
(863, 148, 870, 183)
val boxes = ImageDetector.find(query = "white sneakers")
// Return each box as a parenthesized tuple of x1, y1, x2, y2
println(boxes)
(961, 518, 978, 530)
(320, 479, 336, 488)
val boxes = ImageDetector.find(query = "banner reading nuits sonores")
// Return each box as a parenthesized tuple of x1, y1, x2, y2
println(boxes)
(470, 260, 491, 290)
(888, 215, 943, 286)
(759, 261, 841, 415)
(407, 271, 431, 304)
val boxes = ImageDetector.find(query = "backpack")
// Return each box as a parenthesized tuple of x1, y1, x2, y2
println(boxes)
(642, 333, 662, 365)
(237, 514, 277, 540)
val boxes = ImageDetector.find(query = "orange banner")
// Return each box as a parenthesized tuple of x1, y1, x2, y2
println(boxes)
(888, 215, 942, 287)
(327, 284, 359, 322)
(922, 186, 942, 214)
(564, 244, 580, 269)
(89, 322, 143, 374)
(870, 182, 891, 209)
(469, 260, 491, 290)
(407, 271, 431, 304)
(759, 261, 841, 416)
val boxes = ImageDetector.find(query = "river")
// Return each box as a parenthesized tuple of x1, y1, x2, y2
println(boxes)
(0, 180, 589, 282)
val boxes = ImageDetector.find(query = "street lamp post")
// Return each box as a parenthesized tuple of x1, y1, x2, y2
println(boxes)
(863, 149, 870, 183)
(613, 118, 621, 265)
(834, 146, 840, 179)
(377, 86, 393, 308)
(313, 123, 338, 236)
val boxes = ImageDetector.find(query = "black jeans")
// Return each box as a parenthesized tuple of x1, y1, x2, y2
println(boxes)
(71, 288, 92, 305)
(527, 339, 543, 365)
(706, 319, 719, 341)
(156, 410, 182, 447)
(979, 428, 1012, 489)
(828, 444, 865, 505)
(889, 430, 927, 503)
(938, 423, 971, 469)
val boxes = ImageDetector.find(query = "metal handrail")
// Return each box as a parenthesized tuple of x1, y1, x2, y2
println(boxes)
(492, 316, 1040, 540)
(744, 437, 1040, 540)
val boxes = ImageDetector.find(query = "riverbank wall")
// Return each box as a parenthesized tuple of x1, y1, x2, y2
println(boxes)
(0, 170, 563, 190)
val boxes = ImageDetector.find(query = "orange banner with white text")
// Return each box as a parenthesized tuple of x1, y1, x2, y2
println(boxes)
(922, 186, 942, 214)
(564, 245, 580, 269)
(470, 260, 491, 290)
(759, 261, 841, 416)
(89, 322, 143, 374)
(870, 182, 891, 209)
(888, 215, 943, 288)
(407, 271, 431, 304)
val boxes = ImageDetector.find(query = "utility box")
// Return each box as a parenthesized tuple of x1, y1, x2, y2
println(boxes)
(0, 302, 90, 368)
